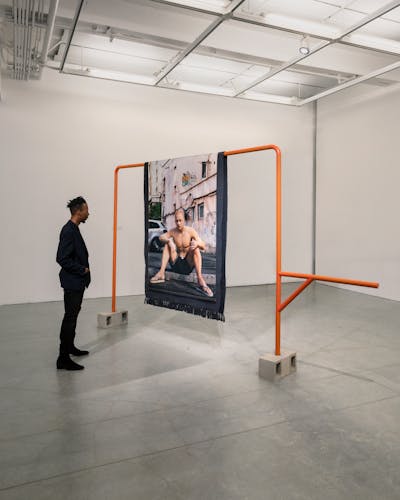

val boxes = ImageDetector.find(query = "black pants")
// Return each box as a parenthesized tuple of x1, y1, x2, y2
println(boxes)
(59, 289, 85, 357)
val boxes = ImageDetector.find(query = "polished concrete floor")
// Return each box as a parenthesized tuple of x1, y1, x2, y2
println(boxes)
(1, 283, 400, 499)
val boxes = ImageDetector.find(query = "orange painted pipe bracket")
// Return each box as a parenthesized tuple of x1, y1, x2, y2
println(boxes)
(224, 144, 281, 157)
(278, 278, 314, 313)
(112, 163, 145, 312)
(111, 146, 378, 361)
(280, 272, 379, 289)
(278, 271, 379, 314)
(111, 146, 283, 354)
(225, 144, 282, 355)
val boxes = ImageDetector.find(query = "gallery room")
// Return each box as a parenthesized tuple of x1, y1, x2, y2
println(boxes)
(1, 0, 400, 498)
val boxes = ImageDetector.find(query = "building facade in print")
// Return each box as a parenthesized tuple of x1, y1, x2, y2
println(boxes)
(148, 153, 218, 254)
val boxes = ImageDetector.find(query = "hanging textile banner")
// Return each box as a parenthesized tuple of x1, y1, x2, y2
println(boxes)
(144, 152, 227, 321)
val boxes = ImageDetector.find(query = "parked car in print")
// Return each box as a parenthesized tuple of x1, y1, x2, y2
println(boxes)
(148, 219, 167, 252)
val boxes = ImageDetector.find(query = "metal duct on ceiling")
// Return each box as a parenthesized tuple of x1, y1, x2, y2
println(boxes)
(11, 0, 58, 80)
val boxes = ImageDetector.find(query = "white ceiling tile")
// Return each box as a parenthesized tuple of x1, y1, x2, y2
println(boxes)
(239, 0, 338, 23)
(383, 5, 400, 22)
(357, 11, 400, 40)
(3, 0, 399, 103)
(204, 20, 320, 60)
(78, 0, 217, 43)
(351, 0, 394, 14)
(304, 41, 398, 75)
(71, 33, 178, 60)
(66, 45, 167, 76)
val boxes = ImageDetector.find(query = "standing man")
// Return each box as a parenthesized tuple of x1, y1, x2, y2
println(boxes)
(56, 196, 91, 370)
(150, 208, 213, 297)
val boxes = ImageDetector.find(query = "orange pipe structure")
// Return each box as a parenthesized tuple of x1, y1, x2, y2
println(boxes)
(280, 272, 379, 289)
(224, 145, 282, 356)
(111, 145, 379, 356)
(112, 163, 144, 312)
(278, 273, 378, 313)
(278, 278, 314, 313)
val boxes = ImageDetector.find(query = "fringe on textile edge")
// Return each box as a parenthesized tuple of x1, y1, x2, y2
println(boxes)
(144, 297, 225, 322)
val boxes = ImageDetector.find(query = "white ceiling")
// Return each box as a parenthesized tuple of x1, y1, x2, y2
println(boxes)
(1, 0, 400, 104)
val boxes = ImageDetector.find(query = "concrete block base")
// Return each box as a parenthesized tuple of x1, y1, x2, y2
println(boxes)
(97, 310, 128, 328)
(258, 351, 297, 381)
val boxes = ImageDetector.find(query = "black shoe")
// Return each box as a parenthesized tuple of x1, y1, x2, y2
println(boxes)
(57, 356, 84, 370)
(70, 347, 89, 356)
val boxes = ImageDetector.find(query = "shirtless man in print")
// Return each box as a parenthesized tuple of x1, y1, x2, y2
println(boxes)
(150, 208, 213, 297)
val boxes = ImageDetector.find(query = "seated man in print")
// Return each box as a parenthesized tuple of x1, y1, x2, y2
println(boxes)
(150, 208, 213, 297)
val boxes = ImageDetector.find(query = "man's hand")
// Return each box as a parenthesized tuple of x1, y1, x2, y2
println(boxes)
(190, 240, 198, 251)
(84, 268, 90, 274)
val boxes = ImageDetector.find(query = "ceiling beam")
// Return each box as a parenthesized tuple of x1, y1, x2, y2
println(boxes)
(234, 40, 330, 97)
(234, 0, 400, 97)
(59, 0, 84, 72)
(52, 16, 396, 92)
(337, 0, 400, 37)
(47, 61, 301, 107)
(154, 0, 246, 85)
(298, 59, 400, 105)
(146, 0, 228, 16)
(231, 14, 400, 58)
(52, 18, 359, 83)
(149, 0, 400, 57)
(46, 0, 400, 105)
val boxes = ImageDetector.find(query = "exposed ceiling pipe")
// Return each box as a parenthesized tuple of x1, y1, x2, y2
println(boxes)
(31, 0, 40, 77)
(47, 39, 63, 54)
(12, 1, 16, 78)
(13, 0, 29, 80)
(14, 0, 19, 79)
(33, 0, 44, 72)
(21, 0, 27, 78)
(26, 0, 33, 79)
(17, 0, 24, 80)
(22, 0, 30, 79)
(0, 55, 3, 100)
(39, 0, 59, 74)
(11, 0, 53, 80)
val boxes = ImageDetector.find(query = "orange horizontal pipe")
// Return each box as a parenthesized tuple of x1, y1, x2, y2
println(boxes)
(115, 163, 145, 171)
(280, 271, 379, 289)
(278, 278, 314, 312)
(224, 144, 280, 156)
(112, 162, 145, 312)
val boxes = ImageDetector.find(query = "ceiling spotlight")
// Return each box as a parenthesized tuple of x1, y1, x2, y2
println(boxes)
(299, 35, 310, 55)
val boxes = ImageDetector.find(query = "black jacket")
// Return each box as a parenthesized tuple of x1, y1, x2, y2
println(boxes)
(56, 220, 91, 290)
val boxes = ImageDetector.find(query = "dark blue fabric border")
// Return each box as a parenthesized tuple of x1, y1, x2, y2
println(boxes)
(144, 153, 227, 321)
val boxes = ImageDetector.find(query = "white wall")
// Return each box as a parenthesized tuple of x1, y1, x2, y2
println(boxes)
(0, 69, 314, 304)
(316, 83, 400, 301)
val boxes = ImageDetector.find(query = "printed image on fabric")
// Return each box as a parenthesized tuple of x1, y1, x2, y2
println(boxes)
(144, 152, 227, 321)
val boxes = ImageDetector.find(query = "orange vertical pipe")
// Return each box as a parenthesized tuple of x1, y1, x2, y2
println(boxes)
(224, 145, 282, 355)
(275, 147, 282, 355)
(112, 168, 119, 312)
(112, 163, 144, 312)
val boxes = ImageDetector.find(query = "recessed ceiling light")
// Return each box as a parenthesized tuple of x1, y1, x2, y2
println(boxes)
(299, 35, 310, 55)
